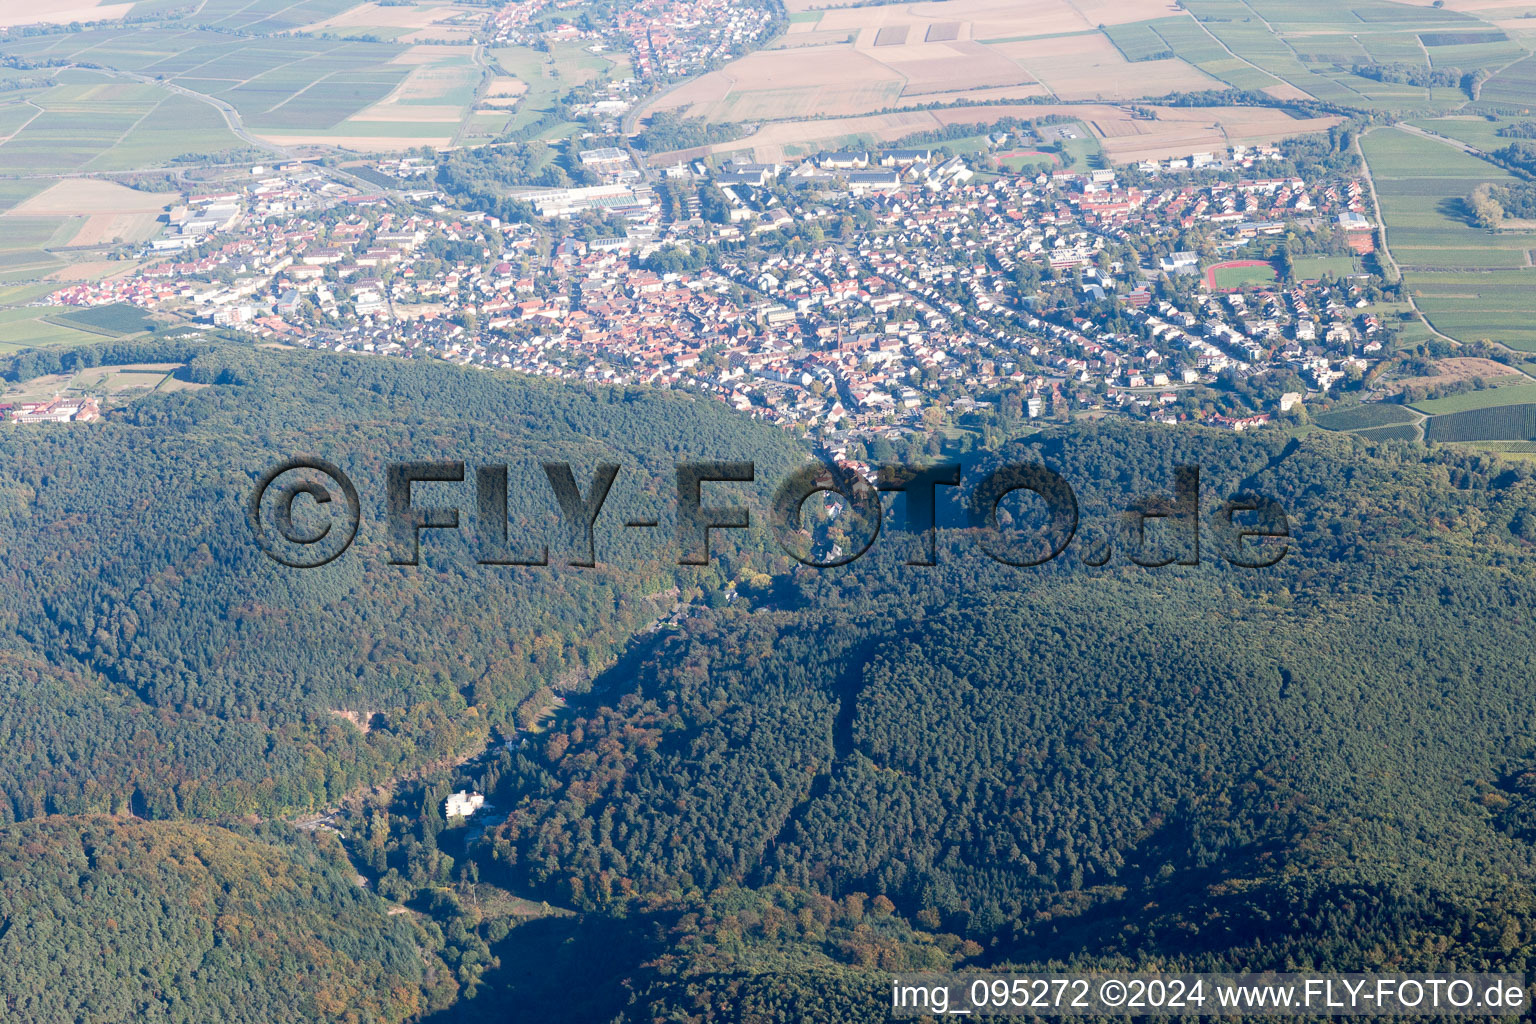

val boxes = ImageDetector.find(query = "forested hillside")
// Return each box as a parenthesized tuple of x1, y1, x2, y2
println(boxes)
(0, 342, 804, 823)
(0, 818, 425, 1024)
(7, 347, 1536, 1022)
(443, 425, 1536, 1020)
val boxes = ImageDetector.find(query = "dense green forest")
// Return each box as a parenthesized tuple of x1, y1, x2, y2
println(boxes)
(0, 817, 427, 1023)
(6, 345, 1536, 1021)
(0, 342, 804, 823)
(441, 426, 1536, 1019)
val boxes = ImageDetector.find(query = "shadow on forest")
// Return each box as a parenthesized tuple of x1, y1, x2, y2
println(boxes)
(421, 910, 673, 1023)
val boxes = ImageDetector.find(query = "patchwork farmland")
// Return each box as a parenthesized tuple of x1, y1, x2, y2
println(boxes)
(638, 0, 1528, 164)
(0, 2, 500, 149)
(636, 0, 1221, 128)
(1361, 126, 1536, 351)
(1313, 403, 1422, 432)
(0, 73, 242, 176)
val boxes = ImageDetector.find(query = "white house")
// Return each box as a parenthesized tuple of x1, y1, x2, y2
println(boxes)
(445, 791, 485, 818)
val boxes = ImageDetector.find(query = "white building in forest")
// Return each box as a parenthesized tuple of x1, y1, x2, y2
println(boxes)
(445, 791, 485, 818)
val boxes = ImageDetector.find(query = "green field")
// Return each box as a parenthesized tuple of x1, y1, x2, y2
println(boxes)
(1211, 263, 1278, 289)
(0, 310, 103, 351)
(1362, 127, 1536, 351)
(1410, 382, 1536, 415)
(1292, 256, 1362, 280)
(0, 73, 245, 176)
(1142, 17, 1284, 92)
(1163, 0, 1523, 111)
(492, 43, 631, 141)
(1313, 403, 1420, 432)
(1406, 116, 1517, 154)
(1103, 20, 1177, 63)
(0, 19, 411, 138)
(1475, 53, 1536, 110)
(1447, 439, 1536, 453)
(1352, 422, 1420, 442)
(1054, 122, 1103, 169)
(45, 303, 154, 338)
(1425, 403, 1536, 441)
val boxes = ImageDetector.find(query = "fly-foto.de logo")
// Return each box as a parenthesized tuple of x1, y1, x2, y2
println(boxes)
(248, 458, 1290, 571)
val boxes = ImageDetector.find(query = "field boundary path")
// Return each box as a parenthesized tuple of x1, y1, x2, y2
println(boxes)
(1357, 125, 1536, 367)
(66, 64, 293, 158)
(1395, 121, 1484, 158)
(1356, 126, 1461, 347)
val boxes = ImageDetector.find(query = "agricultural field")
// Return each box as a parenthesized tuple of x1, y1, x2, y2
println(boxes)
(0, 72, 243, 176)
(4, 180, 169, 249)
(1412, 271, 1536, 351)
(267, 44, 491, 149)
(1159, 0, 1524, 109)
(1360, 126, 1536, 350)
(1312, 403, 1422, 432)
(44, 302, 155, 338)
(1405, 115, 1523, 153)
(665, 101, 1340, 166)
(990, 33, 1221, 101)
(1473, 52, 1536, 109)
(636, 0, 1222, 127)
(1424, 402, 1536, 440)
(1352, 422, 1422, 441)
(0, 307, 107, 352)
(0, 0, 131, 29)
(1395, 355, 1528, 392)
(1103, 20, 1178, 63)
(295, 2, 485, 43)
(0, 177, 159, 334)
(0, 28, 409, 134)
(0, 2, 508, 152)
(1410, 381, 1536, 414)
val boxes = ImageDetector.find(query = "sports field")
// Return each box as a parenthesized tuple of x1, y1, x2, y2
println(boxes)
(1292, 256, 1362, 280)
(1207, 260, 1278, 290)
